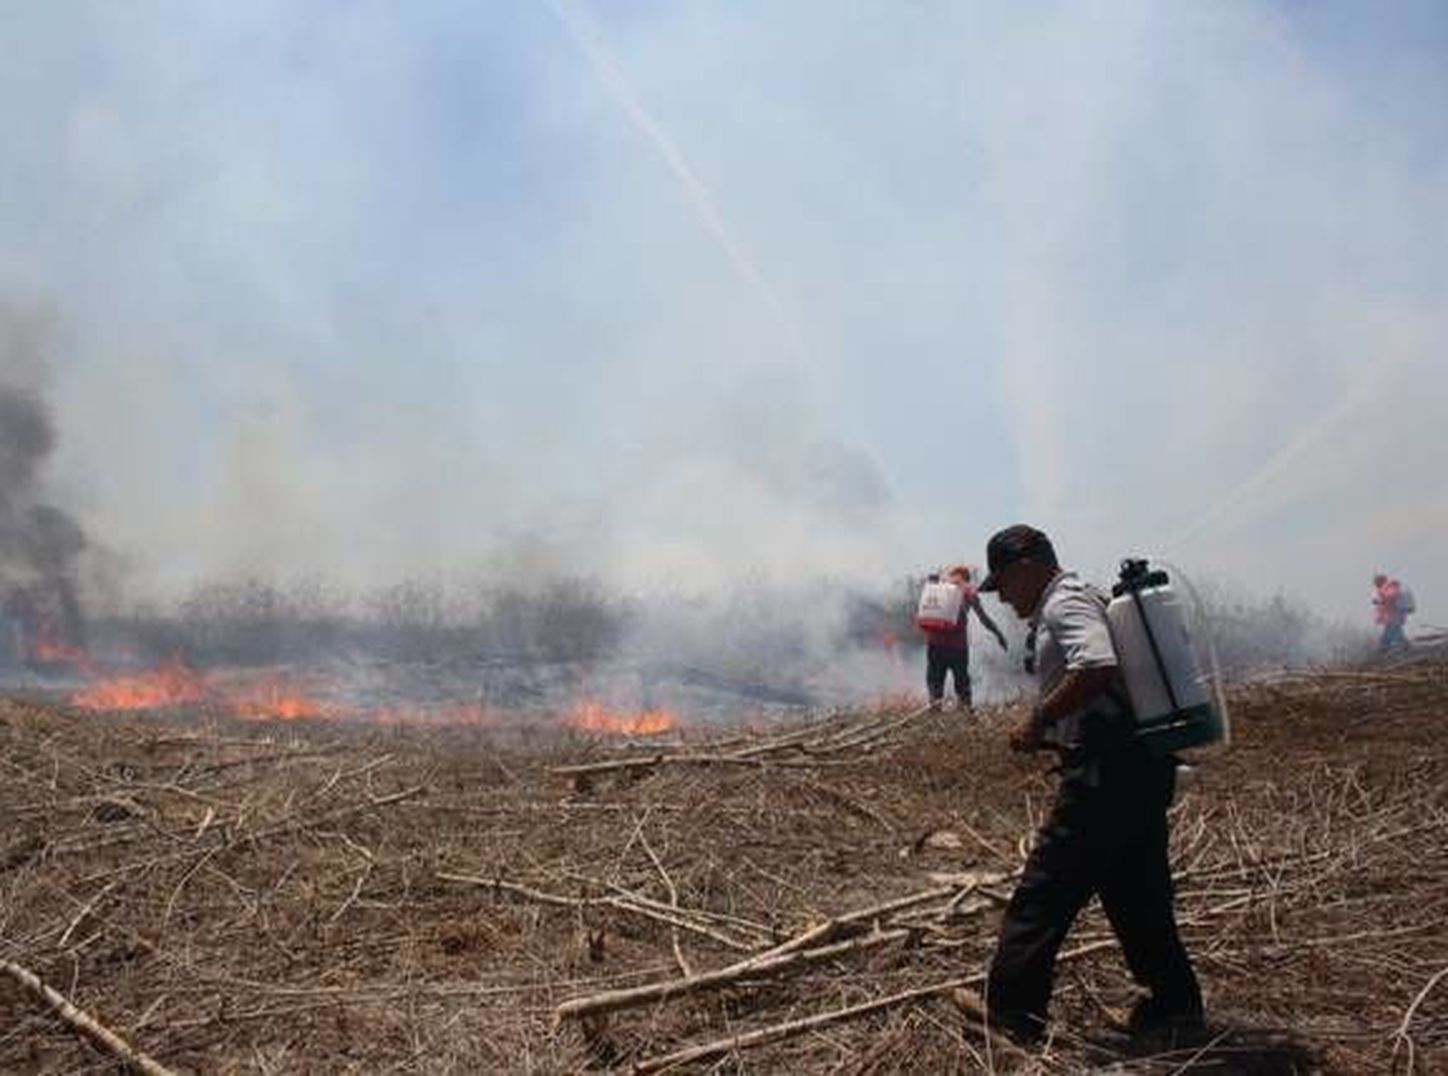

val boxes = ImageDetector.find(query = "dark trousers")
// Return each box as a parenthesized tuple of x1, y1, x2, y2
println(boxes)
(926, 645, 971, 705)
(1379, 622, 1409, 650)
(987, 755, 1201, 1028)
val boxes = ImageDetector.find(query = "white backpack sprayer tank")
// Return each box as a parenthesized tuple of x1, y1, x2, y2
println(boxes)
(1106, 559, 1226, 754)
(917, 578, 964, 632)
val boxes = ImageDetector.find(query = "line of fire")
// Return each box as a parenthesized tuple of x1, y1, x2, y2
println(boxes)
(1, 566, 927, 737)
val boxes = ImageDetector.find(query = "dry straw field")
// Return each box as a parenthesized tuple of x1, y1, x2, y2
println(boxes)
(2, 657, 1446, 1074)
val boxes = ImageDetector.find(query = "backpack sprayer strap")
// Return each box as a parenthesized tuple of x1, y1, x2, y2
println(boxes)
(1027, 586, 1133, 756)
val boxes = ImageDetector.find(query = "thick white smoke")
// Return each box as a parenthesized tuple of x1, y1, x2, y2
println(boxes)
(0, 2, 1441, 638)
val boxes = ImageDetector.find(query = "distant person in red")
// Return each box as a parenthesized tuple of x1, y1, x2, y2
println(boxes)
(924, 565, 1007, 711)
(1372, 573, 1412, 651)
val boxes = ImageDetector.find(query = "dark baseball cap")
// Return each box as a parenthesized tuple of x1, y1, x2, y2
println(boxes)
(979, 524, 1057, 592)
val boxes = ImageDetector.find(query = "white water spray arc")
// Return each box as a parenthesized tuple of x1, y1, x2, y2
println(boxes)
(544, 0, 805, 354)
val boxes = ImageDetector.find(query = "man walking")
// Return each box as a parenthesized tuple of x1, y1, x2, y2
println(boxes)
(923, 564, 1007, 711)
(1372, 573, 1412, 651)
(973, 525, 1202, 1045)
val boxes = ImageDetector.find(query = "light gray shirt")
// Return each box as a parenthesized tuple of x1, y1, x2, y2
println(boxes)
(1029, 571, 1121, 748)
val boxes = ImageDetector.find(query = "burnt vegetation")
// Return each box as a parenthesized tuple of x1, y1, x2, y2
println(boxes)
(58, 569, 1373, 691)
(80, 577, 637, 669)
(1, 652, 1445, 1073)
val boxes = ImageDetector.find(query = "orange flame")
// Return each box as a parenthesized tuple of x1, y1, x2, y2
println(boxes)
(67, 658, 511, 727)
(27, 622, 100, 677)
(69, 660, 332, 721)
(229, 679, 335, 721)
(29, 639, 93, 666)
(563, 699, 679, 736)
(70, 658, 208, 711)
(70, 662, 679, 733)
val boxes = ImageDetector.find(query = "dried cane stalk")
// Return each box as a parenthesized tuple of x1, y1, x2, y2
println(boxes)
(629, 938, 1118, 1073)
(1, 958, 176, 1076)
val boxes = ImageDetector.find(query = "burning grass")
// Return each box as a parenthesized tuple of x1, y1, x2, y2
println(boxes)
(1, 657, 1446, 1072)
(563, 698, 679, 736)
(55, 654, 685, 736)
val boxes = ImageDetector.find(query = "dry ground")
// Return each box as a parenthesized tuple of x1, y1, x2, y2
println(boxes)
(2, 657, 1446, 1074)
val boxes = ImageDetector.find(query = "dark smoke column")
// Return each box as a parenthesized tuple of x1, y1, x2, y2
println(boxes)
(0, 358, 91, 665)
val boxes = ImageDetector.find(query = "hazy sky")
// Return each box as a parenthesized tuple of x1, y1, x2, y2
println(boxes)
(2, 1, 1445, 623)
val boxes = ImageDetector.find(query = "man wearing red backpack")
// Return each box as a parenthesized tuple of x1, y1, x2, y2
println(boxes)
(1372, 573, 1413, 651)
(921, 564, 1007, 711)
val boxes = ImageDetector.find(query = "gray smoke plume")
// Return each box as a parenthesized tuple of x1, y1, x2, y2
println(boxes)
(1, 307, 90, 657)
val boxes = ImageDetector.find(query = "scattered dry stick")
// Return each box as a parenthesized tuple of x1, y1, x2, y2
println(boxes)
(549, 753, 839, 778)
(629, 938, 1118, 1073)
(551, 703, 934, 783)
(1, 958, 177, 1076)
(639, 825, 692, 977)
(555, 876, 1013, 1021)
(438, 872, 757, 951)
(1391, 962, 1448, 1074)
(556, 927, 914, 1021)
(804, 703, 934, 754)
